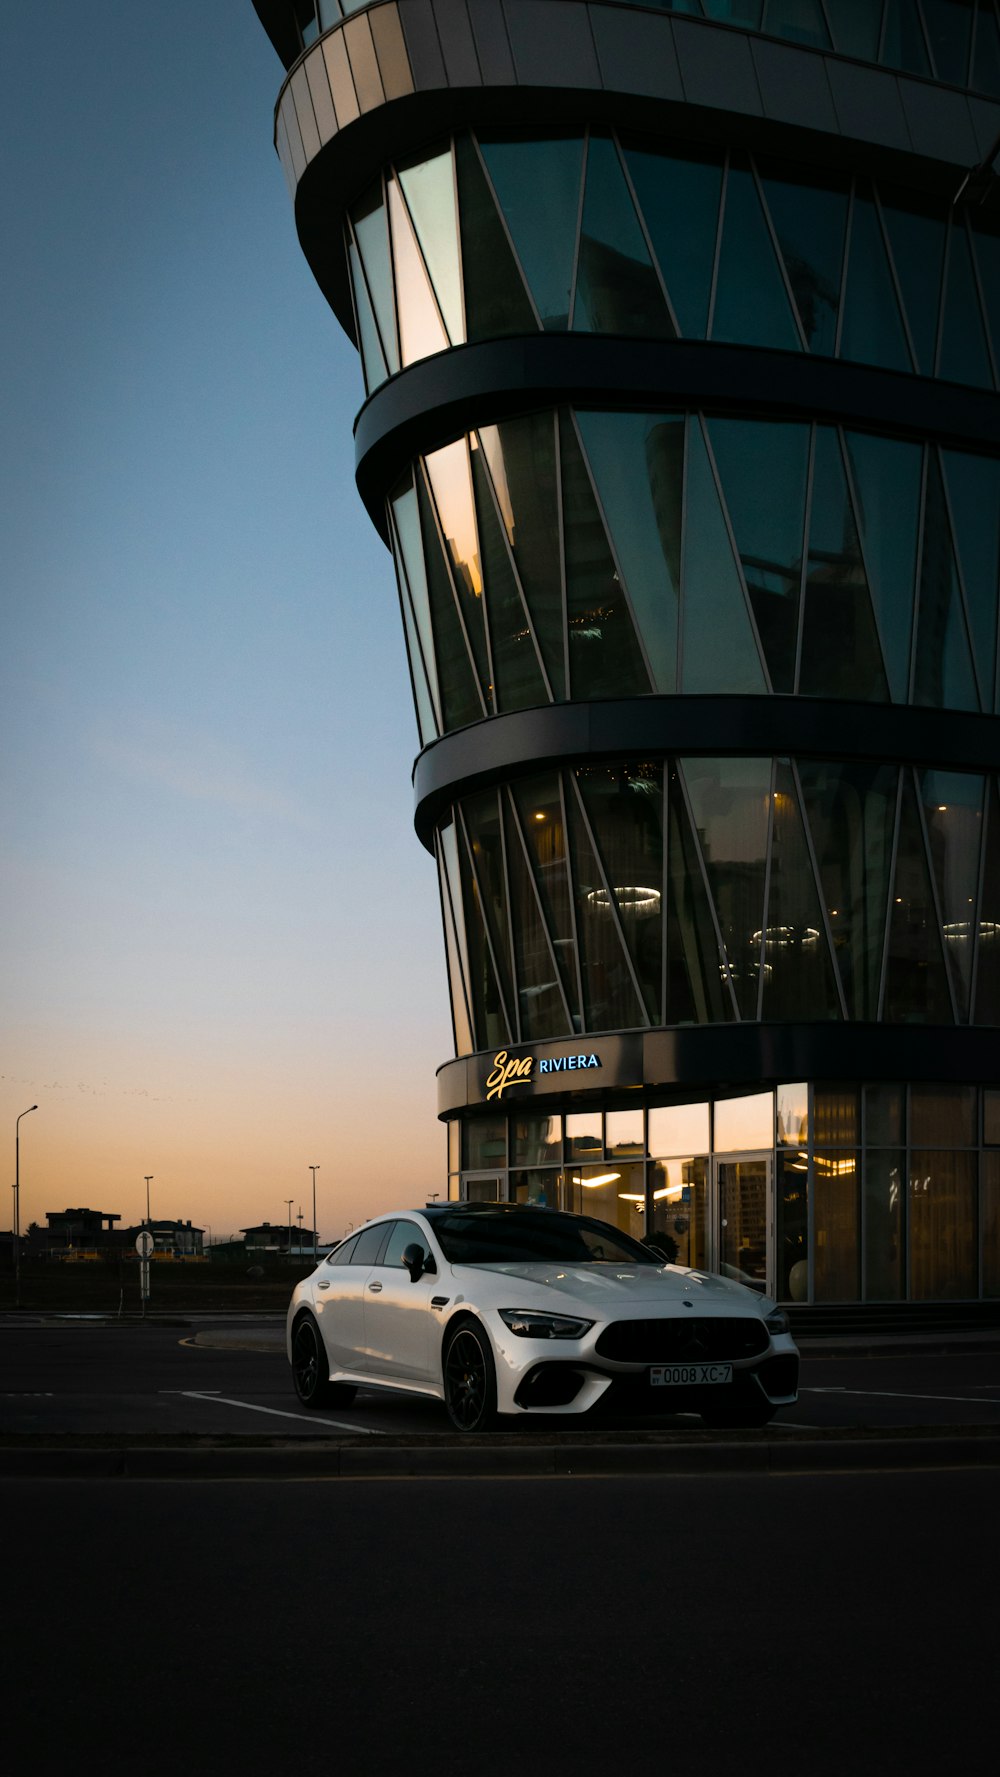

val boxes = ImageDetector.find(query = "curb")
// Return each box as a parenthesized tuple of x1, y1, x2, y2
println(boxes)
(2, 1431, 997, 1480)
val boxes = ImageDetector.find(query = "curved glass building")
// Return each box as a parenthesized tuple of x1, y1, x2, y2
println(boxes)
(253, 0, 1000, 1306)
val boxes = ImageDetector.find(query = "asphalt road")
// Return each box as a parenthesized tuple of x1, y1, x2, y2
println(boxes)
(2, 1318, 1000, 1437)
(3, 1468, 996, 1777)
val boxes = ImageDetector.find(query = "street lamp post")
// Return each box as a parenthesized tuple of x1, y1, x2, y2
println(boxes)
(285, 1199, 294, 1261)
(309, 1165, 320, 1262)
(14, 1105, 38, 1310)
(144, 1176, 153, 1229)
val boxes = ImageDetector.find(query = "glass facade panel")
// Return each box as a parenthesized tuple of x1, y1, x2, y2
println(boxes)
(986, 1090, 1000, 1144)
(469, 443, 549, 713)
(575, 409, 682, 693)
(397, 148, 463, 345)
(975, 778, 1000, 1023)
(920, 771, 985, 1020)
(573, 134, 674, 338)
(349, 239, 388, 393)
(983, 1151, 1000, 1296)
(941, 449, 1000, 709)
(757, 160, 847, 357)
(622, 138, 724, 341)
(389, 479, 443, 734)
(566, 778, 648, 1032)
(973, 0, 1000, 95)
(864, 1149, 905, 1299)
(777, 1150, 809, 1300)
(424, 439, 491, 708)
(462, 1117, 506, 1169)
(606, 1109, 645, 1157)
(462, 789, 517, 1030)
(478, 134, 584, 329)
(799, 426, 889, 703)
(761, 761, 842, 1019)
(682, 417, 768, 695)
(438, 832, 474, 1056)
(776, 1083, 808, 1147)
(711, 157, 801, 352)
(938, 218, 993, 390)
(798, 761, 898, 1021)
(416, 472, 483, 730)
(566, 1163, 642, 1234)
(456, 813, 510, 1049)
(650, 1157, 707, 1268)
(388, 178, 449, 365)
(884, 773, 955, 1023)
(814, 1086, 859, 1145)
(881, 0, 932, 75)
(510, 1115, 562, 1166)
(714, 1091, 774, 1151)
(825, 0, 882, 58)
(352, 183, 398, 374)
(666, 768, 734, 1023)
(839, 186, 912, 374)
(511, 775, 582, 1030)
(922, 0, 974, 85)
(813, 1148, 860, 1300)
(503, 793, 572, 1041)
(649, 1101, 710, 1155)
(718, 1157, 769, 1289)
(480, 414, 566, 701)
(455, 134, 537, 341)
(576, 762, 664, 1024)
(914, 451, 979, 712)
(683, 757, 771, 1017)
(909, 1151, 977, 1298)
(510, 1167, 562, 1207)
(865, 1083, 904, 1146)
(708, 417, 807, 694)
(561, 415, 651, 699)
(910, 1084, 976, 1147)
(565, 1112, 602, 1160)
(843, 431, 922, 704)
(880, 189, 946, 379)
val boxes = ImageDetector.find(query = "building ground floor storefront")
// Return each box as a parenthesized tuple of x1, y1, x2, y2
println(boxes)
(442, 1071, 1000, 1306)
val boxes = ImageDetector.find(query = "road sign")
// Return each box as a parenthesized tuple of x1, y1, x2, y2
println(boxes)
(135, 1230, 154, 1259)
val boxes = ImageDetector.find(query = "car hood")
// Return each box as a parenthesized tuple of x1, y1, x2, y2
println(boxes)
(453, 1260, 766, 1316)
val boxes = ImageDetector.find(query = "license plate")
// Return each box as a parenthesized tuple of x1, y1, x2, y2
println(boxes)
(650, 1363, 733, 1388)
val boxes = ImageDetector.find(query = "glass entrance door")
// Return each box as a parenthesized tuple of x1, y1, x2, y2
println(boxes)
(715, 1155, 771, 1294)
(462, 1173, 503, 1203)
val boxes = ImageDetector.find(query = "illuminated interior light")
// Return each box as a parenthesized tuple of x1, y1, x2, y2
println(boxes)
(585, 886, 661, 918)
(571, 1172, 621, 1188)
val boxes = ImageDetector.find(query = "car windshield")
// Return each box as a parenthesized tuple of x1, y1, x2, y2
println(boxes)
(430, 1207, 661, 1266)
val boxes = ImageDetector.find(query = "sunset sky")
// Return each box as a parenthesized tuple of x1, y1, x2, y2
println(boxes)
(1, 2, 451, 1243)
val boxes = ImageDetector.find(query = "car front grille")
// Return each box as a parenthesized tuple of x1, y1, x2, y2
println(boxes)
(595, 1317, 769, 1363)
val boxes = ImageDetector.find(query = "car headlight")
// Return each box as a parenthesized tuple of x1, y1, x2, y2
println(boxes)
(765, 1308, 790, 1336)
(498, 1309, 594, 1340)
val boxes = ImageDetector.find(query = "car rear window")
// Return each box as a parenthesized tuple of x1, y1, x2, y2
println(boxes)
(431, 1208, 659, 1266)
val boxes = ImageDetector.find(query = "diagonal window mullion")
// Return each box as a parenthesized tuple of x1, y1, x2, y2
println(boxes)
(567, 771, 652, 1027)
(792, 424, 815, 696)
(493, 782, 523, 1045)
(700, 413, 773, 692)
(906, 445, 929, 705)
(756, 759, 779, 1021)
(388, 497, 442, 740)
(390, 163, 456, 346)
(554, 413, 571, 700)
(970, 771, 992, 1023)
(791, 757, 850, 1019)
(436, 828, 476, 1054)
(935, 443, 988, 712)
(873, 185, 920, 373)
(876, 768, 905, 1021)
(418, 458, 490, 720)
(376, 169, 403, 371)
(963, 207, 999, 390)
(833, 179, 855, 359)
(837, 424, 894, 697)
(750, 155, 810, 352)
(566, 129, 590, 333)
(912, 766, 961, 1024)
(505, 785, 577, 1036)
(470, 134, 544, 330)
(473, 428, 555, 702)
(567, 409, 658, 694)
(457, 802, 516, 1042)
(675, 761, 741, 1019)
(558, 770, 589, 1032)
(611, 126, 682, 336)
(705, 150, 729, 339)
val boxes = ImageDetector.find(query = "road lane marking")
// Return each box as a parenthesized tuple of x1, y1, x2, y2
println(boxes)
(804, 1386, 1000, 1406)
(174, 1389, 379, 1434)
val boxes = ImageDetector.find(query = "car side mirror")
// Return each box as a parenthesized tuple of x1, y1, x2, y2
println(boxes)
(401, 1243, 435, 1282)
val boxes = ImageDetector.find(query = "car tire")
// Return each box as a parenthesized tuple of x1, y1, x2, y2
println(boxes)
(291, 1315, 357, 1410)
(443, 1318, 497, 1433)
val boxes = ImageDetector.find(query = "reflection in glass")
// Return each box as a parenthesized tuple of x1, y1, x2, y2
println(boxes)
(565, 1113, 602, 1160)
(503, 793, 572, 1041)
(913, 450, 979, 713)
(606, 1110, 645, 1157)
(711, 156, 801, 352)
(709, 417, 807, 694)
(864, 1149, 904, 1300)
(397, 148, 463, 345)
(758, 159, 847, 356)
(576, 410, 682, 693)
(799, 427, 888, 702)
(479, 134, 584, 329)
(649, 1101, 710, 1156)
(389, 478, 443, 735)
(566, 778, 648, 1033)
(940, 449, 1000, 709)
(973, 0, 1000, 96)
(683, 757, 771, 1018)
(511, 774, 582, 1031)
(883, 773, 955, 1024)
(865, 1083, 904, 1146)
(881, 0, 932, 76)
(938, 216, 994, 389)
(561, 416, 650, 700)
(761, 762, 842, 1020)
(714, 1092, 774, 1152)
(462, 1116, 506, 1168)
(455, 135, 537, 341)
(574, 135, 674, 338)
(650, 1157, 706, 1268)
(352, 183, 399, 374)
(909, 1151, 977, 1299)
(682, 418, 767, 695)
(510, 1167, 562, 1207)
(462, 789, 517, 1029)
(456, 810, 511, 1049)
(776, 1082, 808, 1148)
(844, 430, 922, 703)
(416, 472, 483, 730)
(798, 760, 898, 1021)
(814, 1087, 859, 1146)
(839, 185, 912, 374)
(880, 187, 946, 378)
(920, 772, 984, 1022)
(392, 522, 437, 747)
(387, 179, 449, 365)
(719, 1157, 769, 1291)
(424, 439, 491, 708)
(910, 1084, 977, 1148)
(622, 137, 724, 340)
(825, 0, 882, 59)
(565, 1163, 641, 1235)
(469, 442, 548, 714)
(349, 239, 388, 392)
(777, 1151, 809, 1301)
(813, 1148, 860, 1300)
(982, 1152, 1000, 1297)
(576, 763, 664, 1024)
(438, 827, 474, 1056)
(511, 1115, 562, 1167)
(666, 769, 733, 1024)
(480, 414, 565, 701)
(922, 0, 974, 85)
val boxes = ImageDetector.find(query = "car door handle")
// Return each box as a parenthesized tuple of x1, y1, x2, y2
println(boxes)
(317, 1280, 330, 1290)
(367, 1281, 383, 1293)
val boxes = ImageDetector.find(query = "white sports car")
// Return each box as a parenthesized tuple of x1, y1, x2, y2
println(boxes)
(287, 1202, 799, 1432)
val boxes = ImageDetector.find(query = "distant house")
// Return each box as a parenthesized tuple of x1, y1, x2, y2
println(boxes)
(241, 1221, 318, 1256)
(30, 1209, 122, 1256)
(122, 1220, 204, 1258)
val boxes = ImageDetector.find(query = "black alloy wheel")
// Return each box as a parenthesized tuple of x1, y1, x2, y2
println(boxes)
(291, 1316, 357, 1410)
(443, 1322, 497, 1433)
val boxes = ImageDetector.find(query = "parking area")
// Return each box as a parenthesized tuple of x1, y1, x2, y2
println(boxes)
(2, 1317, 1000, 1439)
